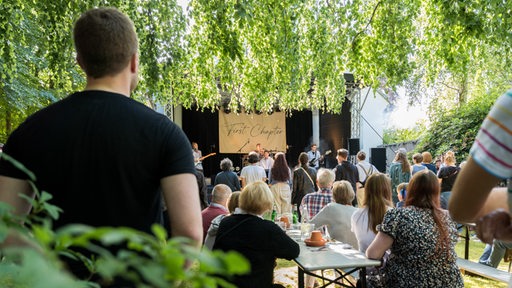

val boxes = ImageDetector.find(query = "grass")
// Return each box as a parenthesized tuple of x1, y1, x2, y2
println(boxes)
(455, 235, 509, 288)
(275, 234, 511, 287)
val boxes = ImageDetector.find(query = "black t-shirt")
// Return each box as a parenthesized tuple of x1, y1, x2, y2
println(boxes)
(438, 166, 460, 192)
(213, 214, 300, 288)
(0, 91, 195, 233)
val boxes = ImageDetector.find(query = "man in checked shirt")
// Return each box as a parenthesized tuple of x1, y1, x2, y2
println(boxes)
(300, 168, 335, 221)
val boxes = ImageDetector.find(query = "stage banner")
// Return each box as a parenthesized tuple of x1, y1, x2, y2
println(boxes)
(219, 111, 286, 153)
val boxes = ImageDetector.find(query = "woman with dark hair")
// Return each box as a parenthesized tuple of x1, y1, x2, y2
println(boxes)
(268, 152, 292, 185)
(269, 152, 292, 214)
(366, 171, 463, 287)
(214, 158, 241, 192)
(389, 150, 411, 204)
(292, 152, 317, 221)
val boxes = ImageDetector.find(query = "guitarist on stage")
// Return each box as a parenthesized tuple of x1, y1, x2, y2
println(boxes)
(192, 142, 203, 171)
(307, 143, 321, 170)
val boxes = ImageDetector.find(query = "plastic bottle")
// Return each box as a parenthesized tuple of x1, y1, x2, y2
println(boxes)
(300, 204, 309, 223)
(292, 204, 299, 224)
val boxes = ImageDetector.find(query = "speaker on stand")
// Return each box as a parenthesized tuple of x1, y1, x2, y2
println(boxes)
(348, 138, 360, 155)
(371, 147, 387, 173)
(347, 138, 359, 164)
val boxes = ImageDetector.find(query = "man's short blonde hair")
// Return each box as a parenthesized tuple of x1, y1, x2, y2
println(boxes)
(239, 181, 273, 215)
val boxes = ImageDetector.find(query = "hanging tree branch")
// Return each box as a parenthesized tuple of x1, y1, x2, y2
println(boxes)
(351, 0, 383, 50)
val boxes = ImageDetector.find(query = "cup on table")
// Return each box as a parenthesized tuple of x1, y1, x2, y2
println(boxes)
(310, 230, 323, 241)
(300, 223, 315, 241)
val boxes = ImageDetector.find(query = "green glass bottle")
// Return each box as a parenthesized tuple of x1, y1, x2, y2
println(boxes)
(292, 204, 298, 224)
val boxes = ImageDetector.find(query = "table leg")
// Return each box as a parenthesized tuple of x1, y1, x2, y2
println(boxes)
(298, 266, 305, 288)
(465, 225, 470, 260)
(359, 267, 367, 288)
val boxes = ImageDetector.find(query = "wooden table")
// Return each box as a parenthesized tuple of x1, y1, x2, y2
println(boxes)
(294, 241, 381, 288)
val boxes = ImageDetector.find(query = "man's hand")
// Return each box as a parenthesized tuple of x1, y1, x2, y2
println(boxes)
(476, 209, 512, 244)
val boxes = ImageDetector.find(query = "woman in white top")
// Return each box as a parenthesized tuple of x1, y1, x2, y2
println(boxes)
(351, 173, 394, 253)
(310, 180, 358, 249)
(270, 153, 292, 214)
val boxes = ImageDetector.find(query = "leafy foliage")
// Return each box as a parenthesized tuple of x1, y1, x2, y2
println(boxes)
(0, 154, 250, 288)
(415, 91, 499, 161)
(383, 123, 426, 145)
(1, 1, 511, 141)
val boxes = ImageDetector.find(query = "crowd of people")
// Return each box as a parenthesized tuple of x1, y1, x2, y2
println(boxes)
(195, 141, 476, 287)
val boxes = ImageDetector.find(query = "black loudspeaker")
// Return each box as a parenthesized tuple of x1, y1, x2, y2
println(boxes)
(371, 148, 387, 172)
(348, 138, 360, 155)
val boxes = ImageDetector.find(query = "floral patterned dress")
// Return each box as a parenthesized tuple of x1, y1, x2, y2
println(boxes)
(377, 206, 464, 288)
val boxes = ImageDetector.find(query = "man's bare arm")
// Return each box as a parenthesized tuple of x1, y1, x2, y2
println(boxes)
(0, 175, 34, 216)
(449, 157, 502, 223)
(161, 173, 202, 247)
(0, 175, 36, 249)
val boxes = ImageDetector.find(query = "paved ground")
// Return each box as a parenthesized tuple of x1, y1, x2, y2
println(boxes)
(274, 266, 355, 287)
(274, 266, 298, 287)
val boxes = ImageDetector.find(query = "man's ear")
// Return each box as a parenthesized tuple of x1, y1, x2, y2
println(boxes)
(130, 53, 138, 73)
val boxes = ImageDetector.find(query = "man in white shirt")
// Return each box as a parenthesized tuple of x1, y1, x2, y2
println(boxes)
(192, 141, 203, 171)
(307, 144, 321, 170)
(355, 151, 378, 186)
(240, 152, 267, 188)
(259, 149, 274, 180)
(355, 151, 378, 207)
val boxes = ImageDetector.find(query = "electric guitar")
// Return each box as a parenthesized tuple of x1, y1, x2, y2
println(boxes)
(195, 153, 216, 167)
(198, 152, 216, 162)
(308, 150, 332, 167)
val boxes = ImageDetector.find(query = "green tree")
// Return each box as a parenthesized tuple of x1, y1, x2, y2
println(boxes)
(0, 0, 188, 142)
(416, 91, 499, 161)
(1, 0, 512, 141)
(383, 123, 426, 145)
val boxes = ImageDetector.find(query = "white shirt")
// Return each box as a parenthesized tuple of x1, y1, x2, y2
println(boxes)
(351, 206, 392, 253)
(259, 157, 274, 170)
(240, 164, 266, 185)
(356, 161, 378, 183)
(310, 202, 358, 249)
(193, 149, 203, 170)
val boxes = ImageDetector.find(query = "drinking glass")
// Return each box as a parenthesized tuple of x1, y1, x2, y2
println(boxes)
(300, 223, 315, 241)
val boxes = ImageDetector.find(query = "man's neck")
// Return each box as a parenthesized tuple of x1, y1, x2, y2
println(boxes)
(84, 76, 131, 97)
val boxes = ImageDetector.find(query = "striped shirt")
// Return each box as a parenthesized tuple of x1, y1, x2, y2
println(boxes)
(470, 90, 512, 180)
(301, 188, 333, 220)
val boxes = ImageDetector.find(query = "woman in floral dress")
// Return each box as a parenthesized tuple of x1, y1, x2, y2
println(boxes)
(366, 170, 463, 287)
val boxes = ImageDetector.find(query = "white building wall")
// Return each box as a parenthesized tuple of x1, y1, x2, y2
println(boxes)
(358, 87, 389, 157)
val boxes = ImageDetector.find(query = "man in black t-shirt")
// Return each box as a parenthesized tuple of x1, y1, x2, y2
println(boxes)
(334, 149, 359, 206)
(0, 7, 202, 278)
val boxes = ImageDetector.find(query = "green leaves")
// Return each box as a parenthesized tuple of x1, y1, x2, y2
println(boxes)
(1, 0, 511, 135)
(416, 91, 500, 160)
(0, 151, 250, 287)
